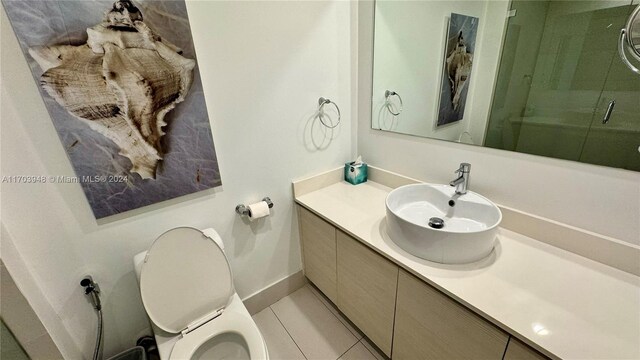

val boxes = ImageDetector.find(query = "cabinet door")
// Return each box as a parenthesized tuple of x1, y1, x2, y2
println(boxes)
(504, 337, 549, 360)
(336, 230, 398, 357)
(297, 206, 337, 302)
(393, 270, 509, 359)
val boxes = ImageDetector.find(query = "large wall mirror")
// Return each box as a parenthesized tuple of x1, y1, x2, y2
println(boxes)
(371, 0, 640, 171)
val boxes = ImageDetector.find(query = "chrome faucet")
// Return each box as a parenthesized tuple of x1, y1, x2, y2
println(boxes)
(450, 163, 471, 195)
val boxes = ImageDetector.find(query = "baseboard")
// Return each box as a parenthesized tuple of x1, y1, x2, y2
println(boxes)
(243, 270, 308, 315)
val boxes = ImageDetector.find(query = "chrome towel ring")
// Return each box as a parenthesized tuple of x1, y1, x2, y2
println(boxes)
(385, 90, 403, 116)
(318, 97, 341, 128)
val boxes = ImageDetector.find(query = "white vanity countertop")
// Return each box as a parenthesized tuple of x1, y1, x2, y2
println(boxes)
(295, 180, 640, 360)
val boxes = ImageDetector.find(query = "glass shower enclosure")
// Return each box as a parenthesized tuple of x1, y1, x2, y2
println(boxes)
(485, 0, 640, 171)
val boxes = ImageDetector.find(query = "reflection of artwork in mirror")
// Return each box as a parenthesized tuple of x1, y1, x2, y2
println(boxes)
(437, 13, 479, 127)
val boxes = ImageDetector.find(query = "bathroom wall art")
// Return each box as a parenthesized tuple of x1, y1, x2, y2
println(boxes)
(2, 0, 221, 218)
(436, 13, 479, 126)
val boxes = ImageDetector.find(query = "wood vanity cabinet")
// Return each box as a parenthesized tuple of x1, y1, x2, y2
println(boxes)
(504, 338, 549, 360)
(297, 205, 543, 360)
(298, 206, 337, 303)
(336, 230, 398, 357)
(392, 269, 509, 359)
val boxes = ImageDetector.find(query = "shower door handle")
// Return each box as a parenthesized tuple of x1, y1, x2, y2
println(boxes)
(602, 100, 616, 124)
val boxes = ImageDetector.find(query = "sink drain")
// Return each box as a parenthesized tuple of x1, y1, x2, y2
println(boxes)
(428, 217, 445, 229)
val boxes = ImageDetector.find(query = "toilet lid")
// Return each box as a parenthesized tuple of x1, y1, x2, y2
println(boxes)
(140, 227, 234, 334)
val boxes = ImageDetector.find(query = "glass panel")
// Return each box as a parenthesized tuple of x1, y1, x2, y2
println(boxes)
(485, 1, 634, 164)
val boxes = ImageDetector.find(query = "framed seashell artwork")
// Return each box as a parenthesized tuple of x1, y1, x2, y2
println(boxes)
(436, 13, 479, 127)
(2, 0, 222, 218)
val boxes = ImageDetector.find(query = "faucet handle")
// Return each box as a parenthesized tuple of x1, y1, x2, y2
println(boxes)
(455, 163, 471, 174)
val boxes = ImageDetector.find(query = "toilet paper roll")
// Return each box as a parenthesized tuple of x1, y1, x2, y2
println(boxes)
(247, 201, 270, 221)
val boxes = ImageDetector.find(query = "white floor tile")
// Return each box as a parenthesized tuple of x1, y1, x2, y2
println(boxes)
(338, 341, 378, 360)
(253, 308, 305, 360)
(271, 287, 358, 360)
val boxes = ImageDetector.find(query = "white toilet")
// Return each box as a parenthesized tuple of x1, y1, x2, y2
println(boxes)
(133, 227, 269, 360)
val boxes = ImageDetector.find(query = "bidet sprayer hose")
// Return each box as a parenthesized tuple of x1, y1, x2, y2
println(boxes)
(81, 276, 104, 360)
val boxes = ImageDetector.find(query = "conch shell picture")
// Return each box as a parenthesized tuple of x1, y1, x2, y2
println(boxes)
(446, 31, 473, 111)
(29, 0, 195, 179)
(3, 0, 221, 218)
(437, 13, 479, 127)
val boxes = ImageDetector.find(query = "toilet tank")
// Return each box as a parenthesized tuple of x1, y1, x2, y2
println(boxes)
(133, 227, 224, 283)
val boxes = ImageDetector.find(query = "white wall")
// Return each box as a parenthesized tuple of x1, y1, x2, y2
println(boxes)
(358, 1, 640, 246)
(0, 1, 353, 357)
(1, 224, 81, 359)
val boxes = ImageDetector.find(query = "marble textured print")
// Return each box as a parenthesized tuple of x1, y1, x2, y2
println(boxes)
(2, 0, 221, 218)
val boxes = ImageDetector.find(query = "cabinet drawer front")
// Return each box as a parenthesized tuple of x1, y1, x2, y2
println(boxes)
(336, 230, 398, 357)
(393, 270, 509, 359)
(504, 338, 549, 360)
(298, 206, 337, 302)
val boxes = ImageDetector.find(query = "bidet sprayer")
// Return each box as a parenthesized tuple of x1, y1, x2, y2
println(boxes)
(80, 276, 102, 311)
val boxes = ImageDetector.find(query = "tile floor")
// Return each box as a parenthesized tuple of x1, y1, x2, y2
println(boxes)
(253, 284, 389, 360)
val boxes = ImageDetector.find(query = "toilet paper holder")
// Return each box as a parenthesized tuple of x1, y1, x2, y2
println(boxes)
(235, 197, 274, 217)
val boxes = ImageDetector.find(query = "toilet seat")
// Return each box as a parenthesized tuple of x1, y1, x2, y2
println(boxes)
(140, 227, 234, 334)
(139, 227, 269, 360)
(169, 308, 268, 360)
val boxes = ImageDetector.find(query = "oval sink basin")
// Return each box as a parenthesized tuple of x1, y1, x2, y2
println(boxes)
(385, 184, 502, 264)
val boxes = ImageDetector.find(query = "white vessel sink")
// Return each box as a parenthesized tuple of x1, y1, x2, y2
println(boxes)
(385, 184, 502, 264)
